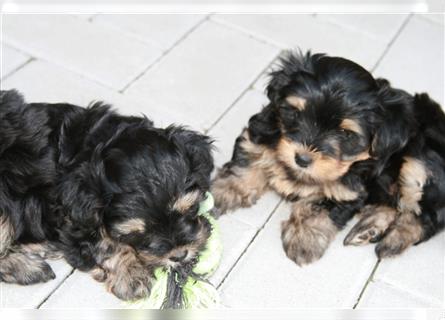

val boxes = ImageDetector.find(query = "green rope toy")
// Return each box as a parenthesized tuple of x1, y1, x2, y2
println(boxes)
(127, 192, 222, 309)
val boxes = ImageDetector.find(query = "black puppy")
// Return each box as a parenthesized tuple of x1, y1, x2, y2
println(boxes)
(0, 90, 214, 300)
(212, 51, 445, 265)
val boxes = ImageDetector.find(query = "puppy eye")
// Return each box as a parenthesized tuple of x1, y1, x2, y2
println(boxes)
(340, 129, 354, 137)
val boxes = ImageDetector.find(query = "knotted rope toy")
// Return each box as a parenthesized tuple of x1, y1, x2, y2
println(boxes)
(127, 192, 222, 309)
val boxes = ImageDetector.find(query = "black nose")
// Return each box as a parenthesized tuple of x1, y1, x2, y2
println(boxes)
(295, 153, 312, 168)
(169, 249, 188, 262)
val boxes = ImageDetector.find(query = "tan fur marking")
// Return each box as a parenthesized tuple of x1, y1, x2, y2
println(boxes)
(285, 96, 306, 111)
(13, 242, 63, 260)
(322, 181, 359, 202)
(172, 190, 200, 213)
(0, 215, 14, 257)
(276, 137, 369, 183)
(398, 157, 428, 215)
(340, 119, 363, 135)
(113, 218, 145, 235)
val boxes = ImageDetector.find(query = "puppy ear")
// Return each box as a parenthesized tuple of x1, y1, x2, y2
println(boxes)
(167, 127, 214, 190)
(371, 79, 416, 170)
(248, 104, 281, 146)
(266, 51, 321, 103)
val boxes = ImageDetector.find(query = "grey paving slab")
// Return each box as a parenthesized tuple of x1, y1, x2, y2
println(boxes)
(125, 20, 279, 131)
(92, 14, 206, 50)
(372, 233, 444, 307)
(357, 280, 441, 308)
(1, 260, 73, 308)
(1, 44, 30, 79)
(374, 15, 444, 105)
(316, 14, 408, 42)
(209, 89, 269, 168)
(420, 13, 444, 25)
(212, 14, 389, 69)
(40, 270, 122, 309)
(219, 203, 378, 308)
(2, 14, 163, 90)
(209, 215, 257, 287)
(2, 59, 178, 127)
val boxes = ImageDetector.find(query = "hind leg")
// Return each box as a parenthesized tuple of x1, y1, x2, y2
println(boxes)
(0, 249, 56, 285)
(0, 215, 56, 285)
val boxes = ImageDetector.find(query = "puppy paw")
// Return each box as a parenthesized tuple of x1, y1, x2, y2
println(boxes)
(90, 266, 108, 283)
(281, 207, 338, 266)
(107, 271, 152, 301)
(212, 175, 261, 213)
(375, 213, 423, 259)
(0, 252, 56, 285)
(344, 206, 398, 246)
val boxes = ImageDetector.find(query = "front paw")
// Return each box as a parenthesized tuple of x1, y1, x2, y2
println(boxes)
(106, 270, 153, 301)
(344, 205, 398, 246)
(281, 208, 338, 266)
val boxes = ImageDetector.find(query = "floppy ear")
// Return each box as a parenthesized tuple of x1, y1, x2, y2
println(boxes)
(266, 50, 321, 103)
(247, 104, 281, 146)
(167, 127, 214, 190)
(371, 79, 416, 170)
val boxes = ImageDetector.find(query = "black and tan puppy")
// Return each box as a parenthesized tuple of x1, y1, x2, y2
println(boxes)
(212, 51, 445, 265)
(0, 90, 214, 300)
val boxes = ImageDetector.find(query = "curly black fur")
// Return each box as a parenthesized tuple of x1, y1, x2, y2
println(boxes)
(212, 51, 445, 263)
(0, 90, 213, 300)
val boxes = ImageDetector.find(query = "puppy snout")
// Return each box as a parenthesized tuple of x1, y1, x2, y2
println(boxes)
(295, 153, 313, 168)
(169, 249, 188, 262)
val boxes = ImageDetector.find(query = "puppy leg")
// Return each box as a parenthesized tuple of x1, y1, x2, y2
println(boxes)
(281, 201, 338, 265)
(344, 205, 399, 246)
(212, 130, 269, 214)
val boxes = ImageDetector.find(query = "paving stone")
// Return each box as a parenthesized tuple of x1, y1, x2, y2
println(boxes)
(125, 20, 279, 131)
(316, 14, 408, 42)
(209, 193, 281, 286)
(1, 260, 73, 308)
(2, 59, 178, 127)
(209, 215, 257, 287)
(420, 13, 444, 25)
(213, 14, 388, 69)
(375, 15, 444, 105)
(357, 280, 439, 308)
(1, 44, 30, 78)
(92, 14, 206, 50)
(2, 14, 162, 90)
(40, 270, 122, 308)
(372, 233, 444, 306)
(219, 203, 378, 308)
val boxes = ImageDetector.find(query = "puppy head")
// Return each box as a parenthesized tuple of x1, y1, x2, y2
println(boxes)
(261, 51, 380, 182)
(97, 124, 214, 267)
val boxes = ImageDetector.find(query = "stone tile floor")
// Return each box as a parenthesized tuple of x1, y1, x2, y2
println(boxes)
(0, 13, 444, 309)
